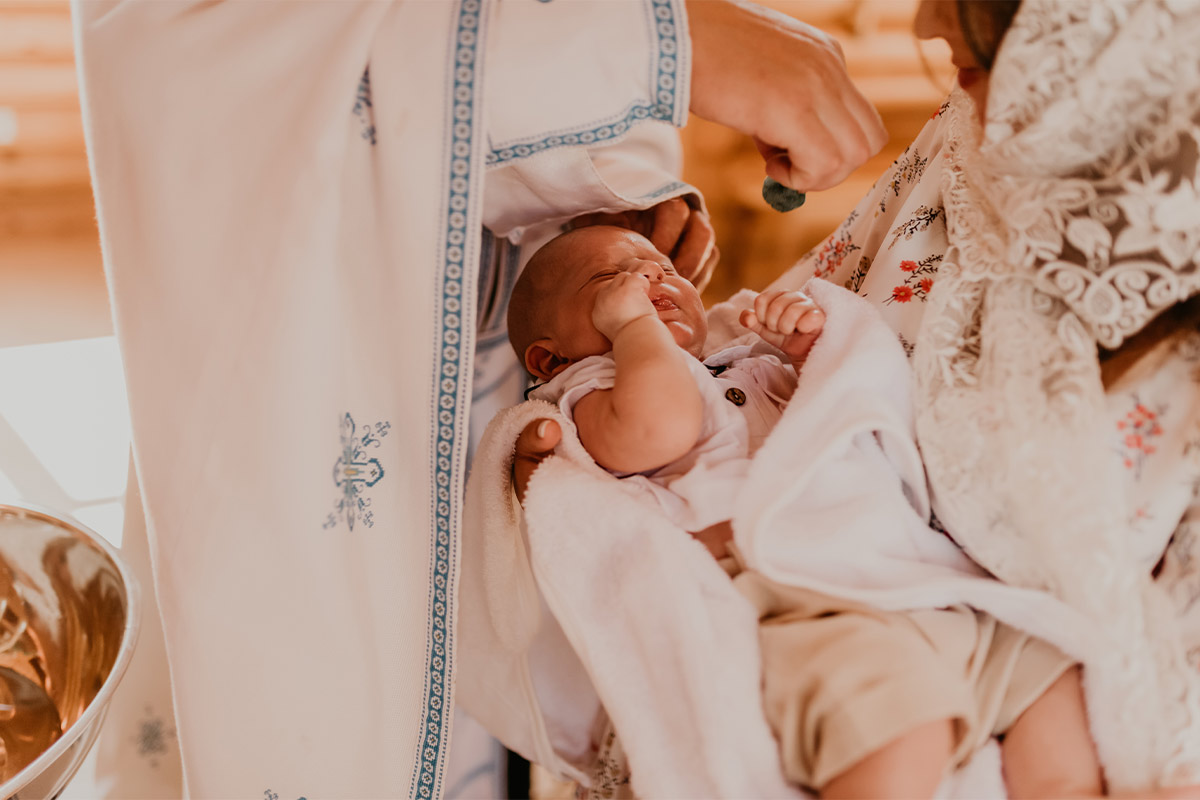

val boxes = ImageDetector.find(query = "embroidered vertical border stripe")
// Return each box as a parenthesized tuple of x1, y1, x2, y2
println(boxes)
(484, 0, 685, 166)
(411, 1, 486, 797)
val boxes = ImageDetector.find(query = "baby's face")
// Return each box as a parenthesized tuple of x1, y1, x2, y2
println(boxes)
(549, 226, 708, 363)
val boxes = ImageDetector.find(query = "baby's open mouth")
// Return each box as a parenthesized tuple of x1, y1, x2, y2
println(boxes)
(651, 296, 676, 311)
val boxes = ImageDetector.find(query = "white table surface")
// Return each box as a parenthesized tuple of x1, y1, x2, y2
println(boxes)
(0, 336, 131, 798)
(0, 335, 130, 545)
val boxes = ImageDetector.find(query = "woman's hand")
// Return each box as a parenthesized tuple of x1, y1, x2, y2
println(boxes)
(513, 418, 562, 503)
(686, 0, 887, 192)
(570, 197, 719, 291)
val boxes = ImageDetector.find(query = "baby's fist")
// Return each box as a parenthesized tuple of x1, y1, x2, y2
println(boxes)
(739, 290, 825, 365)
(592, 272, 657, 340)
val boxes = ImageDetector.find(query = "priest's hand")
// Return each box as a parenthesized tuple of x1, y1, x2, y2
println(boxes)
(570, 197, 718, 292)
(686, 0, 887, 192)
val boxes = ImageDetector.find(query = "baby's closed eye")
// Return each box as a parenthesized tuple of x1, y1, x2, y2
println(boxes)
(584, 270, 621, 287)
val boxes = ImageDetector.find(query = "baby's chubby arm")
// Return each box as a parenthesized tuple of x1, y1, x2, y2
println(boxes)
(739, 289, 825, 370)
(573, 273, 705, 474)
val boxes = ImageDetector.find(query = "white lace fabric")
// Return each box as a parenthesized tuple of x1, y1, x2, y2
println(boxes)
(913, 0, 1200, 788)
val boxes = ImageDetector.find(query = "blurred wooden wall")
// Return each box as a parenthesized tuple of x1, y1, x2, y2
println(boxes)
(0, 0, 92, 239)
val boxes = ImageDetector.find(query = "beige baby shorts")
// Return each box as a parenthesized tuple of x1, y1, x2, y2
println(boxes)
(731, 567, 1073, 791)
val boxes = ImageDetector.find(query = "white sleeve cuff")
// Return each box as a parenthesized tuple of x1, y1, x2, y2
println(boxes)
(481, 0, 695, 238)
(484, 0, 689, 164)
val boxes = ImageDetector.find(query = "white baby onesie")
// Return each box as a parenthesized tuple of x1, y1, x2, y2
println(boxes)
(530, 344, 798, 531)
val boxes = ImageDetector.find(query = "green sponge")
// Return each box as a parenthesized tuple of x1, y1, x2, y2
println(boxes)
(762, 177, 806, 212)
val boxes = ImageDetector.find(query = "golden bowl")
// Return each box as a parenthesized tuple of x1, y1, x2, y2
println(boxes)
(0, 503, 139, 799)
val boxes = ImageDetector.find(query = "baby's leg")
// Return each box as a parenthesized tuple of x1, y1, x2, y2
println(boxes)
(1000, 666, 1103, 798)
(820, 718, 955, 799)
(736, 573, 977, 798)
(1001, 668, 1200, 799)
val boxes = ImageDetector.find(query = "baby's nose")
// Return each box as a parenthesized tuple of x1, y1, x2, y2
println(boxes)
(632, 260, 665, 281)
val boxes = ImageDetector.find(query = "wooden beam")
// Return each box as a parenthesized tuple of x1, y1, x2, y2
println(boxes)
(0, 62, 78, 109)
(0, 1, 72, 15)
(0, 108, 84, 155)
(0, 10, 75, 63)
(0, 151, 90, 190)
(0, 188, 96, 238)
(763, 0, 922, 33)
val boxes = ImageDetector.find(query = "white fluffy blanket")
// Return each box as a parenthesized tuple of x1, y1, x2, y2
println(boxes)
(456, 280, 1104, 798)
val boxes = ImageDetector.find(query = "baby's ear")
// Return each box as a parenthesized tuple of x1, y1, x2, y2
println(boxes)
(525, 340, 570, 382)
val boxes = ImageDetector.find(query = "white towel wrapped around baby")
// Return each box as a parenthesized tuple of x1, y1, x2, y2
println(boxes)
(456, 280, 1106, 798)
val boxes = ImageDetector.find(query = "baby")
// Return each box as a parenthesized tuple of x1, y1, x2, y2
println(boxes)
(507, 224, 1120, 799)
(510, 225, 821, 540)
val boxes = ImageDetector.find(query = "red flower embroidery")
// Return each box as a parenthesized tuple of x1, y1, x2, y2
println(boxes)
(884, 254, 942, 305)
(1117, 396, 1168, 477)
(813, 233, 860, 279)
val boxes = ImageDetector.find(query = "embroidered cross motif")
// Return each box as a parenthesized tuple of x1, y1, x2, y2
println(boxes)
(325, 413, 390, 531)
(335, 453, 383, 488)
(352, 68, 377, 146)
(131, 705, 174, 769)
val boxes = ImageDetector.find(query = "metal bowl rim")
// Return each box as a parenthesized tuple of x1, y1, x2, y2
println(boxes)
(0, 501, 142, 798)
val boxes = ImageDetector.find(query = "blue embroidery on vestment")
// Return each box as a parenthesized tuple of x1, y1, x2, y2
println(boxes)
(324, 413, 390, 531)
(353, 68, 377, 146)
(411, 1, 483, 797)
(639, 180, 687, 201)
(133, 705, 174, 768)
(485, 0, 682, 166)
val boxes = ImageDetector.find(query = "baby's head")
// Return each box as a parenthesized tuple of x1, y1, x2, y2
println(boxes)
(508, 225, 708, 381)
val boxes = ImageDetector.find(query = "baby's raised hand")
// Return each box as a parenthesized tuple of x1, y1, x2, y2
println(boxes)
(592, 272, 658, 341)
(739, 289, 825, 365)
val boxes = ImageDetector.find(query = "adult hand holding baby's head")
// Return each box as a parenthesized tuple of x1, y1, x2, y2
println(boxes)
(740, 290, 825, 366)
(592, 272, 659, 341)
(570, 198, 718, 292)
